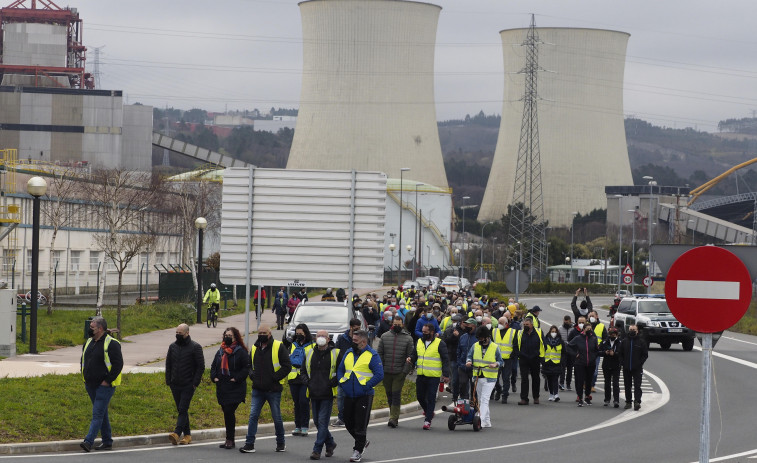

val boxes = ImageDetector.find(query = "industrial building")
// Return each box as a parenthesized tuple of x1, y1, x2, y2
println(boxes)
(287, 0, 453, 271)
(479, 28, 634, 227)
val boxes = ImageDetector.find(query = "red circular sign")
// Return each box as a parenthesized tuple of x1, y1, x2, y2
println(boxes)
(623, 275, 633, 285)
(665, 246, 752, 333)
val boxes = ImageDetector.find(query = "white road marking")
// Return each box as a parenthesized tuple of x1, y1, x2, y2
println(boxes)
(677, 280, 740, 300)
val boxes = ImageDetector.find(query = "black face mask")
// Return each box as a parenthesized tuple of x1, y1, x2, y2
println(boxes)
(87, 328, 95, 338)
(258, 334, 269, 344)
(392, 326, 403, 334)
(465, 326, 473, 333)
(479, 338, 489, 346)
(628, 331, 637, 337)
(563, 323, 572, 328)
(351, 342, 361, 351)
(176, 334, 185, 343)
(423, 333, 433, 341)
(223, 336, 234, 345)
(296, 334, 305, 343)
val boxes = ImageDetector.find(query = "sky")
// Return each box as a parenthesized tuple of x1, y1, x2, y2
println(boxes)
(60, 0, 757, 132)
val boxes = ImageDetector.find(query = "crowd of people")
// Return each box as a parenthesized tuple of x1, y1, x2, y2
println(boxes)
(78, 284, 649, 460)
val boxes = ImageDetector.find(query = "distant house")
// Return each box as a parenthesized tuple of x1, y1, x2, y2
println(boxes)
(255, 116, 297, 133)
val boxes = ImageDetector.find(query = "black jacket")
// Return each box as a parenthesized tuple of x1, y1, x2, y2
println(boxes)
(618, 336, 648, 371)
(376, 319, 392, 338)
(441, 323, 462, 362)
(362, 305, 380, 328)
(566, 332, 599, 366)
(571, 295, 593, 324)
(81, 334, 123, 386)
(513, 328, 544, 360)
(166, 336, 205, 388)
(598, 337, 621, 370)
(210, 344, 251, 405)
(306, 344, 340, 400)
(250, 339, 292, 392)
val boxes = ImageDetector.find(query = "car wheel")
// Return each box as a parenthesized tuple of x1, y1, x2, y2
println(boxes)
(659, 342, 671, 350)
(682, 338, 695, 351)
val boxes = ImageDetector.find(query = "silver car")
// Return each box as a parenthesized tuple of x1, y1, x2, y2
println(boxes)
(285, 301, 369, 343)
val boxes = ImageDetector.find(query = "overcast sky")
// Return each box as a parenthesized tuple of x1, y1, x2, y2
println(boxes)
(68, 0, 757, 132)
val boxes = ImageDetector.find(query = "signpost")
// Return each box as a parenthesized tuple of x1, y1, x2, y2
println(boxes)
(622, 275, 633, 285)
(664, 246, 752, 463)
(642, 276, 653, 287)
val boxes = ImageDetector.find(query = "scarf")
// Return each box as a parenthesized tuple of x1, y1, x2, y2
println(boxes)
(220, 341, 237, 376)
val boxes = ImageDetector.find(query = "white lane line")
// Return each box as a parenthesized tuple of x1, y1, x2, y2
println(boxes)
(721, 335, 757, 347)
(693, 345, 757, 370)
(366, 370, 669, 463)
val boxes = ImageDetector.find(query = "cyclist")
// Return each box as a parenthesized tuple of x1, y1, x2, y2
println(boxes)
(204, 283, 221, 320)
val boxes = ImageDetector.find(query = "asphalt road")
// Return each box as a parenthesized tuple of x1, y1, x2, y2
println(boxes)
(4, 295, 757, 463)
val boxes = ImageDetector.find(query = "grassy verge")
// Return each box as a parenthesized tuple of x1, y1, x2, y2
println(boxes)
(14, 303, 246, 355)
(0, 371, 416, 443)
(729, 299, 757, 335)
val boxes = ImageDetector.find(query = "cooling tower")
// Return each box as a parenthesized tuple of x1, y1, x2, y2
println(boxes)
(478, 28, 633, 227)
(287, 0, 448, 189)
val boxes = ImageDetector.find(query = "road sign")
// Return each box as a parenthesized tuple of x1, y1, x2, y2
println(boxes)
(664, 246, 751, 334)
(643, 276, 653, 287)
(622, 274, 633, 285)
(287, 280, 307, 288)
(622, 264, 634, 276)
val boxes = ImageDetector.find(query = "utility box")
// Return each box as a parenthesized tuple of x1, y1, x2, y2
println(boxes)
(0, 289, 16, 357)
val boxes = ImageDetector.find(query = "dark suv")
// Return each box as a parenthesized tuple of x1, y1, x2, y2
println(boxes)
(613, 295, 695, 351)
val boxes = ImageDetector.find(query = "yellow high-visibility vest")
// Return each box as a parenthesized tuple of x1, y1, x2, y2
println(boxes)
(305, 347, 340, 396)
(545, 344, 562, 364)
(594, 323, 605, 345)
(288, 343, 314, 380)
(251, 340, 286, 385)
(472, 342, 498, 378)
(492, 327, 515, 359)
(81, 335, 122, 386)
(416, 338, 443, 378)
(339, 350, 375, 385)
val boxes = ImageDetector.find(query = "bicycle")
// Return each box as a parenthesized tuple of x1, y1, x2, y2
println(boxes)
(206, 303, 219, 328)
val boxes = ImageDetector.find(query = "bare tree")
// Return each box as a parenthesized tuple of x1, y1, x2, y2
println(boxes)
(40, 168, 81, 314)
(83, 169, 161, 335)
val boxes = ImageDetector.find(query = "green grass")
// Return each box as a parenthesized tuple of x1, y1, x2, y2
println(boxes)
(14, 303, 246, 355)
(729, 299, 757, 335)
(0, 371, 416, 443)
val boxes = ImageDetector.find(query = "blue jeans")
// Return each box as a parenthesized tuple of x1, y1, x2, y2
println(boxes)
(311, 398, 335, 453)
(290, 383, 310, 429)
(336, 388, 345, 421)
(245, 389, 285, 445)
(84, 384, 116, 445)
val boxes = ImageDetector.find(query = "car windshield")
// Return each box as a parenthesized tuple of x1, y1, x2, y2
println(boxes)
(293, 306, 348, 323)
(402, 281, 417, 288)
(442, 276, 459, 283)
(416, 277, 430, 285)
(638, 300, 671, 314)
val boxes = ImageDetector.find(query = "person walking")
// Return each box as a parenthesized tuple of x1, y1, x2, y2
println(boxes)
(492, 316, 515, 404)
(166, 323, 205, 445)
(337, 330, 384, 462)
(332, 318, 362, 427)
(456, 318, 479, 401)
(588, 310, 606, 392)
(80, 316, 123, 452)
(441, 314, 463, 403)
(618, 324, 648, 410)
(598, 327, 621, 408)
(284, 324, 314, 437)
(305, 330, 340, 460)
(377, 316, 414, 428)
(414, 323, 450, 430)
(566, 322, 599, 406)
(513, 317, 544, 405)
(211, 327, 251, 449)
(273, 291, 288, 330)
(543, 325, 564, 402)
(557, 315, 574, 391)
(466, 326, 503, 428)
(239, 325, 292, 454)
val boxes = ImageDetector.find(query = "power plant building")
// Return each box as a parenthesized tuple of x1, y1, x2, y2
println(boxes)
(478, 28, 633, 227)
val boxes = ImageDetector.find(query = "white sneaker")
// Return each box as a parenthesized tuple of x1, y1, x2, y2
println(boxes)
(548, 394, 555, 402)
(350, 450, 362, 462)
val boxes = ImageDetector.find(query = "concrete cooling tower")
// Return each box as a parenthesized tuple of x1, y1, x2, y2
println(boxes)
(478, 28, 633, 227)
(287, 0, 449, 189)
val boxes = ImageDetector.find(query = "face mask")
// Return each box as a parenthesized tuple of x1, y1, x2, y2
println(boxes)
(525, 325, 532, 331)
(497, 324, 505, 330)
(475, 316, 483, 323)
(257, 334, 269, 344)
(564, 322, 572, 328)
(87, 328, 95, 338)
(223, 336, 233, 345)
(585, 329, 593, 335)
(465, 326, 473, 333)
(629, 331, 637, 337)
(351, 342, 361, 351)
(485, 323, 492, 330)
(426, 313, 434, 319)
(316, 337, 327, 347)
(479, 338, 489, 346)
(296, 334, 305, 343)
(392, 326, 403, 334)
(577, 323, 584, 330)
(610, 336, 617, 340)
(589, 317, 597, 324)
(423, 333, 433, 341)
(456, 304, 462, 309)
(550, 332, 557, 338)
(175, 334, 185, 343)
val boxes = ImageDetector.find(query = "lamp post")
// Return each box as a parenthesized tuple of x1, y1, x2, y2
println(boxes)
(27, 176, 47, 354)
(615, 195, 623, 291)
(643, 175, 654, 294)
(454, 248, 461, 277)
(461, 196, 470, 279)
(480, 221, 493, 279)
(689, 219, 695, 244)
(628, 209, 637, 293)
(194, 217, 207, 324)
(414, 183, 424, 280)
(492, 236, 497, 270)
(570, 211, 578, 283)
(398, 167, 410, 286)
(406, 244, 413, 282)
(389, 243, 397, 285)
(515, 240, 523, 302)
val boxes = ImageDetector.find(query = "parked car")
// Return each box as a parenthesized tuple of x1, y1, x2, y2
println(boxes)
(613, 295, 695, 351)
(427, 276, 440, 290)
(285, 301, 369, 343)
(460, 278, 472, 290)
(441, 275, 461, 292)
(415, 276, 432, 290)
(402, 280, 420, 290)
(615, 289, 631, 299)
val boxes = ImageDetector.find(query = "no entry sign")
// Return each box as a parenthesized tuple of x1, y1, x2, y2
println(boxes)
(665, 246, 752, 333)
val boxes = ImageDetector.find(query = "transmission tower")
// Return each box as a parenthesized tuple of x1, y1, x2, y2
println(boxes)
(91, 46, 105, 89)
(506, 14, 547, 282)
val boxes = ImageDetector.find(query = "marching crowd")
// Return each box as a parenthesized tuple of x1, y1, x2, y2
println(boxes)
(78, 284, 648, 461)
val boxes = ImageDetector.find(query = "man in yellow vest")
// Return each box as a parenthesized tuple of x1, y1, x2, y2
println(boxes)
(492, 316, 516, 404)
(413, 323, 451, 430)
(513, 317, 545, 405)
(337, 330, 384, 462)
(239, 325, 292, 454)
(465, 325, 503, 428)
(80, 316, 123, 452)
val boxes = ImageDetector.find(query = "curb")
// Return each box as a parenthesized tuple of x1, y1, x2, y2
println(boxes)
(0, 401, 421, 456)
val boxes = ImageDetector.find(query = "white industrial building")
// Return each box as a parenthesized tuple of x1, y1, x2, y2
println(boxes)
(479, 28, 634, 227)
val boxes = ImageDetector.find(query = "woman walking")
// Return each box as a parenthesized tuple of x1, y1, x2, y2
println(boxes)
(543, 325, 564, 402)
(285, 323, 314, 436)
(210, 327, 251, 449)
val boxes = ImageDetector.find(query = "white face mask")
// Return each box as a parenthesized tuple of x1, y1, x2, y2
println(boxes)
(315, 337, 327, 347)
(578, 323, 585, 330)
(485, 323, 492, 330)
(475, 316, 483, 323)
(497, 324, 505, 330)
(550, 332, 558, 338)
(589, 317, 597, 324)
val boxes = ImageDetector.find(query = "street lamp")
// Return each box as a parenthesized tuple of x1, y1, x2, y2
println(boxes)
(628, 209, 637, 293)
(615, 194, 623, 291)
(570, 211, 578, 283)
(515, 241, 523, 302)
(389, 243, 397, 286)
(480, 221, 494, 279)
(454, 248, 461, 277)
(492, 236, 497, 270)
(398, 167, 410, 286)
(414, 182, 424, 280)
(194, 217, 207, 324)
(461, 196, 470, 279)
(27, 176, 47, 354)
(643, 175, 655, 294)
